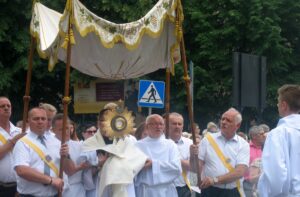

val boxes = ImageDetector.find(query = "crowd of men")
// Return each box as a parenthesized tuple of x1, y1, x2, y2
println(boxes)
(0, 84, 299, 197)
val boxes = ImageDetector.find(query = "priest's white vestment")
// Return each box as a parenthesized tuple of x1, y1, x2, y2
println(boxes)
(135, 135, 182, 197)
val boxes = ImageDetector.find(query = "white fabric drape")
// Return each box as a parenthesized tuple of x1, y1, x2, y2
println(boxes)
(30, 0, 183, 79)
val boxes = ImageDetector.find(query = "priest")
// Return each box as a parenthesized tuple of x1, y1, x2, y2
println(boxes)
(135, 114, 182, 197)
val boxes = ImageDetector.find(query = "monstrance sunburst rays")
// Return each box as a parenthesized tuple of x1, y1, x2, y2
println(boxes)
(102, 107, 135, 139)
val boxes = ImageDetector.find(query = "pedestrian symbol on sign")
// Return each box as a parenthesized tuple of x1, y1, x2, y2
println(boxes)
(147, 85, 157, 103)
(138, 80, 165, 108)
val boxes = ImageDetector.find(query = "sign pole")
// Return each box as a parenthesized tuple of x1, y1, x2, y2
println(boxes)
(148, 107, 152, 116)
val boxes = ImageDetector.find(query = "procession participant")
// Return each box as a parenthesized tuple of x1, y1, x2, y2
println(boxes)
(51, 113, 89, 197)
(134, 122, 147, 140)
(81, 109, 109, 197)
(258, 84, 300, 197)
(81, 123, 97, 141)
(81, 106, 146, 197)
(39, 103, 57, 136)
(69, 120, 79, 141)
(135, 114, 182, 197)
(168, 112, 193, 197)
(0, 96, 25, 197)
(243, 126, 265, 197)
(13, 107, 63, 197)
(190, 108, 249, 197)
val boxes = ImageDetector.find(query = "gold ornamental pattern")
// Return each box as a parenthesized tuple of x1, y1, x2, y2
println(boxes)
(102, 107, 135, 139)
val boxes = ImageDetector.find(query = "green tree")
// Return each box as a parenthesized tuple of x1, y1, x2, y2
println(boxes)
(182, 0, 300, 128)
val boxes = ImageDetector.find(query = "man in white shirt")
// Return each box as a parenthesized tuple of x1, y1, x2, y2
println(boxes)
(135, 114, 182, 197)
(51, 113, 89, 197)
(13, 107, 64, 197)
(258, 84, 300, 197)
(0, 96, 25, 197)
(191, 108, 249, 197)
(168, 112, 193, 197)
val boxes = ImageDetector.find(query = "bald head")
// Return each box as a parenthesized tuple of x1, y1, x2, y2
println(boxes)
(104, 102, 118, 110)
(0, 97, 12, 120)
(28, 107, 47, 135)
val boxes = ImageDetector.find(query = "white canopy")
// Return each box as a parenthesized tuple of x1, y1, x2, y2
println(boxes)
(31, 0, 183, 79)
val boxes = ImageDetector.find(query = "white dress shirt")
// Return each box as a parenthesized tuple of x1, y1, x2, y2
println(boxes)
(174, 136, 193, 187)
(63, 140, 86, 197)
(199, 132, 249, 189)
(0, 122, 21, 183)
(13, 130, 61, 196)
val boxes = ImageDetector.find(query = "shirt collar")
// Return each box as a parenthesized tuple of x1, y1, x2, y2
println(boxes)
(249, 140, 261, 148)
(0, 122, 21, 134)
(216, 131, 239, 142)
(28, 130, 46, 139)
(175, 137, 184, 144)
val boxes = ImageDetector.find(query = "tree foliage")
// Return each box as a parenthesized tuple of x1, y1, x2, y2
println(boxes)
(182, 0, 300, 127)
(0, 0, 299, 128)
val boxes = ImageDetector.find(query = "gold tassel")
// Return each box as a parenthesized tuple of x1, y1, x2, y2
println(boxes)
(61, 35, 69, 49)
(69, 29, 76, 45)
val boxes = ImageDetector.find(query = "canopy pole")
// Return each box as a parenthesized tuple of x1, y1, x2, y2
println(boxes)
(22, 36, 36, 133)
(165, 68, 171, 139)
(179, 31, 202, 185)
(58, 9, 73, 197)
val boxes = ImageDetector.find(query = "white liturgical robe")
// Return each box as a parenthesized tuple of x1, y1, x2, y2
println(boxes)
(135, 135, 182, 197)
(258, 114, 300, 197)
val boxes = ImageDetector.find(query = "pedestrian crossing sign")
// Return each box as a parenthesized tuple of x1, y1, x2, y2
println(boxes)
(138, 80, 165, 108)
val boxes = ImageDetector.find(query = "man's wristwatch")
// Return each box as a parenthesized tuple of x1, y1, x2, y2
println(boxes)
(212, 177, 219, 185)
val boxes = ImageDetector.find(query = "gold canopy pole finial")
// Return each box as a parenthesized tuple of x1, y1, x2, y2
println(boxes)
(58, 0, 73, 196)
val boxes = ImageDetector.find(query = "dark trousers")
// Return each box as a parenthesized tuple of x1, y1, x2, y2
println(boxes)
(243, 180, 254, 197)
(0, 184, 17, 197)
(19, 194, 58, 197)
(176, 185, 192, 197)
(201, 186, 240, 197)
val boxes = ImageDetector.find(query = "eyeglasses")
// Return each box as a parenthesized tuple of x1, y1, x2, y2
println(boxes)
(0, 104, 11, 109)
(85, 129, 97, 134)
(148, 122, 164, 127)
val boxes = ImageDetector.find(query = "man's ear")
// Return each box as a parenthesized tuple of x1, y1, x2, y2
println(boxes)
(282, 100, 289, 111)
(145, 124, 150, 131)
(236, 122, 241, 129)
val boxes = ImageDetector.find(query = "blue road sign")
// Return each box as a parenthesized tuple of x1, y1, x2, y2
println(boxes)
(138, 80, 165, 108)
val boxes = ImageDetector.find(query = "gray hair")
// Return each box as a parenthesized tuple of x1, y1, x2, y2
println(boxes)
(228, 107, 242, 124)
(146, 114, 164, 124)
(259, 124, 270, 133)
(169, 112, 184, 122)
(249, 126, 264, 139)
(39, 103, 57, 113)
